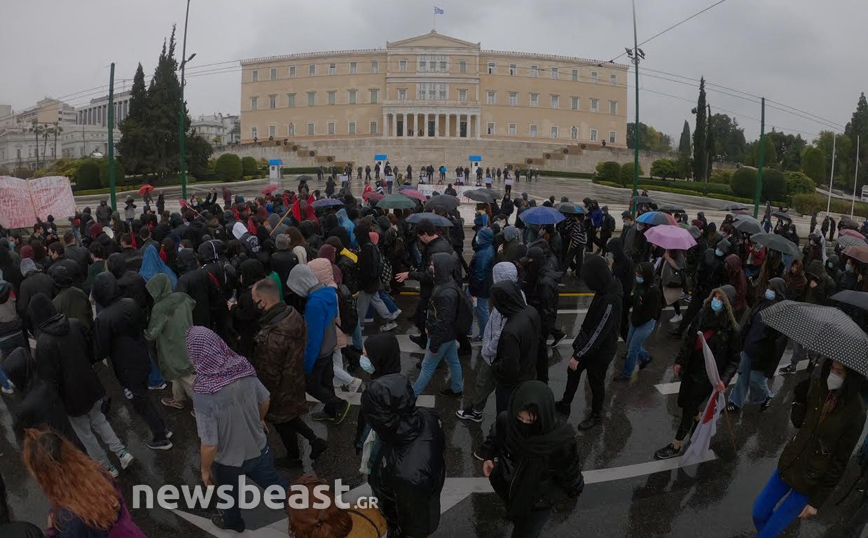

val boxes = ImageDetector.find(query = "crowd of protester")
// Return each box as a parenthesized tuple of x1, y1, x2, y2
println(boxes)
(0, 172, 866, 537)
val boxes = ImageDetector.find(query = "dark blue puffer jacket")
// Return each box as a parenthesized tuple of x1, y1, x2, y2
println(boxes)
(469, 228, 495, 299)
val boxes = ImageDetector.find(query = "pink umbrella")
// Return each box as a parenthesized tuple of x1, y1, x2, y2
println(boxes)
(840, 229, 865, 240)
(261, 185, 279, 196)
(363, 191, 384, 202)
(644, 224, 697, 250)
(399, 189, 427, 202)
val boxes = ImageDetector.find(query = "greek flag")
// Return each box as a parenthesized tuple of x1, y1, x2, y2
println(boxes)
(434, 6, 444, 14)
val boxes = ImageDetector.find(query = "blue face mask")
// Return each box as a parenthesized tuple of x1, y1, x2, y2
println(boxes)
(846, 264, 854, 273)
(636, 276, 644, 284)
(359, 355, 375, 374)
(711, 298, 724, 312)
(715, 249, 724, 257)
(764, 289, 776, 301)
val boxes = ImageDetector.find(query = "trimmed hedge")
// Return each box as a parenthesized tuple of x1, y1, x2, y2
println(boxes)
(594, 178, 785, 206)
(215, 154, 243, 182)
(74, 185, 140, 196)
(281, 167, 321, 174)
(538, 170, 595, 179)
(792, 194, 868, 219)
(241, 156, 259, 176)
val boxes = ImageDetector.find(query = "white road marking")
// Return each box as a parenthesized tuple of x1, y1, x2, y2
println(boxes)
(174, 449, 718, 537)
(654, 355, 805, 396)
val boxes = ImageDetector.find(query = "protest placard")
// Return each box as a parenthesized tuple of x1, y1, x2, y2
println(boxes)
(0, 176, 76, 229)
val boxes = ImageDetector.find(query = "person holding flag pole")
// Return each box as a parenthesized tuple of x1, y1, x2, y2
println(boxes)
(654, 286, 741, 461)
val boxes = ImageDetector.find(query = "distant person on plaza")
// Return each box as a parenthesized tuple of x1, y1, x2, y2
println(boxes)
(752, 359, 865, 538)
(23, 428, 148, 538)
(186, 326, 288, 533)
(479, 381, 584, 538)
(360, 373, 446, 538)
(655, 286, 740, 460)
(557, 255, 622, 430)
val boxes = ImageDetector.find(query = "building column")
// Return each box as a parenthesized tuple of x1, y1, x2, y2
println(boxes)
(476, 114, 481, 140)
(400, 113, 406, 137)
(445, 114, 450, 138)
(435, 113, 440, 138)
(382, 112, 387, 136)
(391, 114, 397, 138)
(416, 113, 422, 137)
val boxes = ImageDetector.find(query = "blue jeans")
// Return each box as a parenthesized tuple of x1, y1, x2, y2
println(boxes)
(413, 340, 462, 395)
(729, 351, 773, 408)
(148, 354, 165, 388)
(352, 322, 363, 349)
(752, 469, 809, 538)
(474, 298, 490, 338)
(212, 446, 289, 529)
(620, 319, 655, 377)
(366, 291, 398, 318)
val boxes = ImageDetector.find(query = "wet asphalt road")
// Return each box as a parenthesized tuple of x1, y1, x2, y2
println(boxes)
(1, 278, 867, 538)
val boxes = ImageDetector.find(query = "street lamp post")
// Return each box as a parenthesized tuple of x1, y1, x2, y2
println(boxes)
(179, 0, 194, 200)
(626, 0, 645, 216)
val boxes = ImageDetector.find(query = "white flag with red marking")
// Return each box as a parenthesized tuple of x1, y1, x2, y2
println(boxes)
(682, 332, 725, 464)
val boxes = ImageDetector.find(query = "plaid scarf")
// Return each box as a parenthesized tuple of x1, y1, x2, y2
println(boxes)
(186, 326, 257, 394)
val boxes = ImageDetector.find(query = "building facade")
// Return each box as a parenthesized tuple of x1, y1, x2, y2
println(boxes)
(240, 31, 627, 146)
(191, 113, 241, 146)
(76, 91, 132, 129)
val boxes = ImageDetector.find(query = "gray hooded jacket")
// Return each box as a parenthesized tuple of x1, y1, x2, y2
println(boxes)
(481, 263, 524, 365)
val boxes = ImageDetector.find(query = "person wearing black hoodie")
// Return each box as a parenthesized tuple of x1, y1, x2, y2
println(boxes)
(106, 253, 150, 311)
(607, 237, 634, 341)
(615, 262, 660, 380)
(479, 380, 584, 538)
(489, 280, 541, 414)
(360, 374, 446, 538)
(17, 258, 54, 335)
(353, 333, 402, 452)
(30, 293, 135, 477)
(671, 238, 731, 337)
(556, 255, 623, 430)
(3, 347, 81, 448)
(520, 246, 561, 383)
(727, 278, 787, 413)
(93, 272, 172, 451)
(177, 248, 226, 333)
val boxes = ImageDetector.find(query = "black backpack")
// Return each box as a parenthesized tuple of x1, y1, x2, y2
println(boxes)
(336, 284, 359, 334)
(604, 213, 617, 234)
(336, 256, 359, 294)
(450, 282, 474, 336)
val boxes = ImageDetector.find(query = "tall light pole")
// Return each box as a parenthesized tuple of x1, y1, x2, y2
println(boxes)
(625, 0, 645, 215)
(179, 0, 194, 199)
(108, 63, 117, 211)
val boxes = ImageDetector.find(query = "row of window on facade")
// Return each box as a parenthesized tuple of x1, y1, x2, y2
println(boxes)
(250, 89, 617, 114)
(249, 122, 616, 143)
(251, 60, 618, 85)
(77, 100, 129, 127)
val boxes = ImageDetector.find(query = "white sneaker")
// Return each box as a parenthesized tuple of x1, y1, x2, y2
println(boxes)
(348, 378, 363, 393)
(364, 317, 374, 323)
(670, 314, 683, 323)
(119, 451, 135, 470)
(391, 308, 403, 319)
(106, 465, 120, 478)
(1, 386, 13, 395)
(380, 321, 398, 332)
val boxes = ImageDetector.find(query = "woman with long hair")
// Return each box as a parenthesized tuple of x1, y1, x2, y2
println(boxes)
(23, 428, 147, 537)
(287, 227, 309, 265)
(288, 475, 386, 538)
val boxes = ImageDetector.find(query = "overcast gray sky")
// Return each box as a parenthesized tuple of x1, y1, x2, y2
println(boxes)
(2, 0, 865, 144)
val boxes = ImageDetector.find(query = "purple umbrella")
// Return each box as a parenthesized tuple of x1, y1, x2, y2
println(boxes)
(643, 225, 697, 250)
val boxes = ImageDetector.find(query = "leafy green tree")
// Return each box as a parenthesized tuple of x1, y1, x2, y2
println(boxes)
(766, 131, 805, 171)
(98, 158, 125, 188)
(845, 92, 868, 189)
(241, 156, 259, 176)
(814, 131, 852, 181)
(118, 63, 151, 175)
(620, 162, 644, 185)
(650, 159, 681, 179)
(145, 26, 188, 178)
(76, 160, 101, 190)
(785, 171, 817, 195)
(745, 136, 778, 168)
(762, 169, 787, 201)
(595, 161, 621, 182)
(709, 114, 746, 163)
(730, 167, 758, 198)
(800, 147, 826, 184)
(215, 154, 243, 181)
(187, 131, 213, 179)
(692, 77, 707, 181)
(627, 123, 673, 152)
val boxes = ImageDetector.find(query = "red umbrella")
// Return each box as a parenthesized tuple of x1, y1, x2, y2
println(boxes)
(399, 189, 427, 202)
(840, 229, 865, 240)
(138, 184, 154, 195)
(178, 199, 187, 208)
(363, 191, 384, 202)
(261, 185, 279, 196)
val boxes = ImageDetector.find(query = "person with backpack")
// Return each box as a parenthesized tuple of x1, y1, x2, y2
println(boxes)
(412, 253, 466, 397)
(354, 222, 399, 333)
(597, 206, 616, 255)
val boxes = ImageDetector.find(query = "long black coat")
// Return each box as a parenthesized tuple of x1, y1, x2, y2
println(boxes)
(34, 315, 103, 417)
(572, 256, 623, 363)
(361, 375, 445, 538)
(92, 273, 151, 386)
(490, 281, 540, 389)
(17, 270, 54, 332)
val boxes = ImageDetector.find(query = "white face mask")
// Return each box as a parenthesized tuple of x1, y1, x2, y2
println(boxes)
(827, 372, 844, 391)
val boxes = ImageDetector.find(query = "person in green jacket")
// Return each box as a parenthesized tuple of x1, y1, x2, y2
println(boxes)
(752, 359, 865, 538)
(144, 273, 196, 412)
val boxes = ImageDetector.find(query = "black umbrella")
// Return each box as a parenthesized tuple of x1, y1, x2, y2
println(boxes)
(297, 175, 314, 183)
(751, 232, 802, 257)
(723, 202, 749, 212)
(632, 195, 654, 205)
(772, 210, 791, 221)
(831, 290, 868, 313)
(760, 300, 868, 376)
(555, 202, 585, 215)
(405, 212, 454, 227)
(732, 215, 763, 235)
(464, 189, 500, 203)
(839, 216, 860, 231)
(424, 195, 460, 211)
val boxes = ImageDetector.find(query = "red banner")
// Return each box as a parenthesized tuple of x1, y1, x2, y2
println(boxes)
(0, 176, 76, 229)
